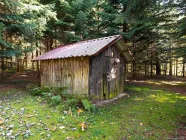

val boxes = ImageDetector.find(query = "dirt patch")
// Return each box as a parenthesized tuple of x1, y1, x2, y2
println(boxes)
(0, 71, 39, 92)
(176, 122, 186, 140)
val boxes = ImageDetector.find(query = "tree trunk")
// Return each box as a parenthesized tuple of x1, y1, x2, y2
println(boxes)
(1, 46, 4, 76)
(155, 50, 161, 75)
(122, 4, 128, 33)
(0, 63, 1, 78)
(169, 61, 172, 76)
(49, 36, 53, 50)
(169, 43, 172, 76)
(16, 57, 19, 72)
(150, 52, 153, 78)
(24, 51, 28, 68)
(1, 56, 4, 73)
(176, 58, 178, 76)
(10, 57, 12, 68)
(165, 63, 167, 76)
(132, 62, 135, 78)
(36, 42, 40, 77)
(31, 45, 34, 70)
(20, 59, 24, 72)
(183, 59, 185, 77)
(144, 61, 147, 79)
(46, 36, 53, 51)
(17, 58, 24, 72)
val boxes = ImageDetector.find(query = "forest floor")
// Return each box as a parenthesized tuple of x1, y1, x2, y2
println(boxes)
(127, 76, 186, 139)
(0, 71, 39, 91)
(0, 72, 186, 139)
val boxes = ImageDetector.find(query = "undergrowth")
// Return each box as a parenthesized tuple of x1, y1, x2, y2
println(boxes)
(26, 84, 94, 111)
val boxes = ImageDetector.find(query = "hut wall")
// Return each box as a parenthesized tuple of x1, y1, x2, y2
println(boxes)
(40, 57, 89, 96)
(89, 45, 125, 100)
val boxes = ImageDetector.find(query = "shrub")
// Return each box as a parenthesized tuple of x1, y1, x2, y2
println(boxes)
(64, 98, 79, 109)
(27, 85, 52, 96)
(49, 95, 61, 106)
(30, 87, 43, 96)
(27, 85, 95, 111)
(58, 87, 68, 99)
(26, 84, 39, 92)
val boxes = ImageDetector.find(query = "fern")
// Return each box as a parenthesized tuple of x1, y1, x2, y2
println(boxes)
(81, 99, 93, 112)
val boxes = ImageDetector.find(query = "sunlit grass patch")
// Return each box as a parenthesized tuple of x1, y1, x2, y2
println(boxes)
(146, 80, 186, 86)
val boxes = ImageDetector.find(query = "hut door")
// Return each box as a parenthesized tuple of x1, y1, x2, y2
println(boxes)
(103, 57, 118, 99)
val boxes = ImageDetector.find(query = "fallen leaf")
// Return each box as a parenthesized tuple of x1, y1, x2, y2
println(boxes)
(71, 128, 76, 131)
(0, 120, 4, 125)
(27, 123, 36, 128)
(26, 115, 35, 118)
(9, 136, 15, 139)
(8, 124, 14, 129)
(77, 109, 83, 116)
(52, 127, 56, 131)
(44, 127, 49, 130)
(66, 137, 72, 140)
(47, 134, 51, 137)
(40, 132, 44, 135)
(59, 126, 65, 129)
(6, 130, 13, 136)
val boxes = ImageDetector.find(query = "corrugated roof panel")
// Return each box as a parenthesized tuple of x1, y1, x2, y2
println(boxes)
(32, 35, 133, 62)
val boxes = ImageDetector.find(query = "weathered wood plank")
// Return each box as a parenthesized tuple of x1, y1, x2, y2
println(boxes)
(40, 57, 89, 96)
(89, 44, 125, 100)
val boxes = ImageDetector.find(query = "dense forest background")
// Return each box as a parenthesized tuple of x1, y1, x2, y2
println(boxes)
(0, 0, 186, 78)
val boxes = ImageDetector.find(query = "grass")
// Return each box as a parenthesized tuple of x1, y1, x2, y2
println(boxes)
(0, 85, 186, 139)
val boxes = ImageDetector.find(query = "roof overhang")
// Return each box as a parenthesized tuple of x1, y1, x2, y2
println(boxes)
(115, 39, 133, 63)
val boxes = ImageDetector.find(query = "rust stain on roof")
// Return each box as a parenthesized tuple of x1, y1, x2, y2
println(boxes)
(32, 35, 132, 61)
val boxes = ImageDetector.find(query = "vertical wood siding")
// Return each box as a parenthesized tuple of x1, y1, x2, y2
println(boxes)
(89, 45, 125, 100)
(40, 57, 89, 96)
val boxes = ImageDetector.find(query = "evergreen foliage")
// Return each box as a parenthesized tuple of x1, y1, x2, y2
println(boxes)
(0, 0, 186, 75)
(0, 0, 56, 58)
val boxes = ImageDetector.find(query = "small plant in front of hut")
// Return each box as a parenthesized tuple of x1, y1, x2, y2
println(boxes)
(49, 95, 61, 106)
(27, 85, 69, 106)
(58, 87, 68, 100)
(27, 85, 96, 113)
(27, 84, 52, 96)
(81, 99, 94, 112)
(65, 98, 79, 109)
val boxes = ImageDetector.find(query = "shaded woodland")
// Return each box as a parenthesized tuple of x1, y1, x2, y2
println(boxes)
(0, 0, 186, 78)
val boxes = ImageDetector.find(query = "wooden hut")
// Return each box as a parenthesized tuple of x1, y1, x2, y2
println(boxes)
(33, 35, 133, 100)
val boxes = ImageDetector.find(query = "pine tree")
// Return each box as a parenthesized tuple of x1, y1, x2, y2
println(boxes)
(0, 0, 56, 72)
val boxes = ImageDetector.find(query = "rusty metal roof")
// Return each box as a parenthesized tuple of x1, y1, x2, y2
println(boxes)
(33, 35, 133, 62)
